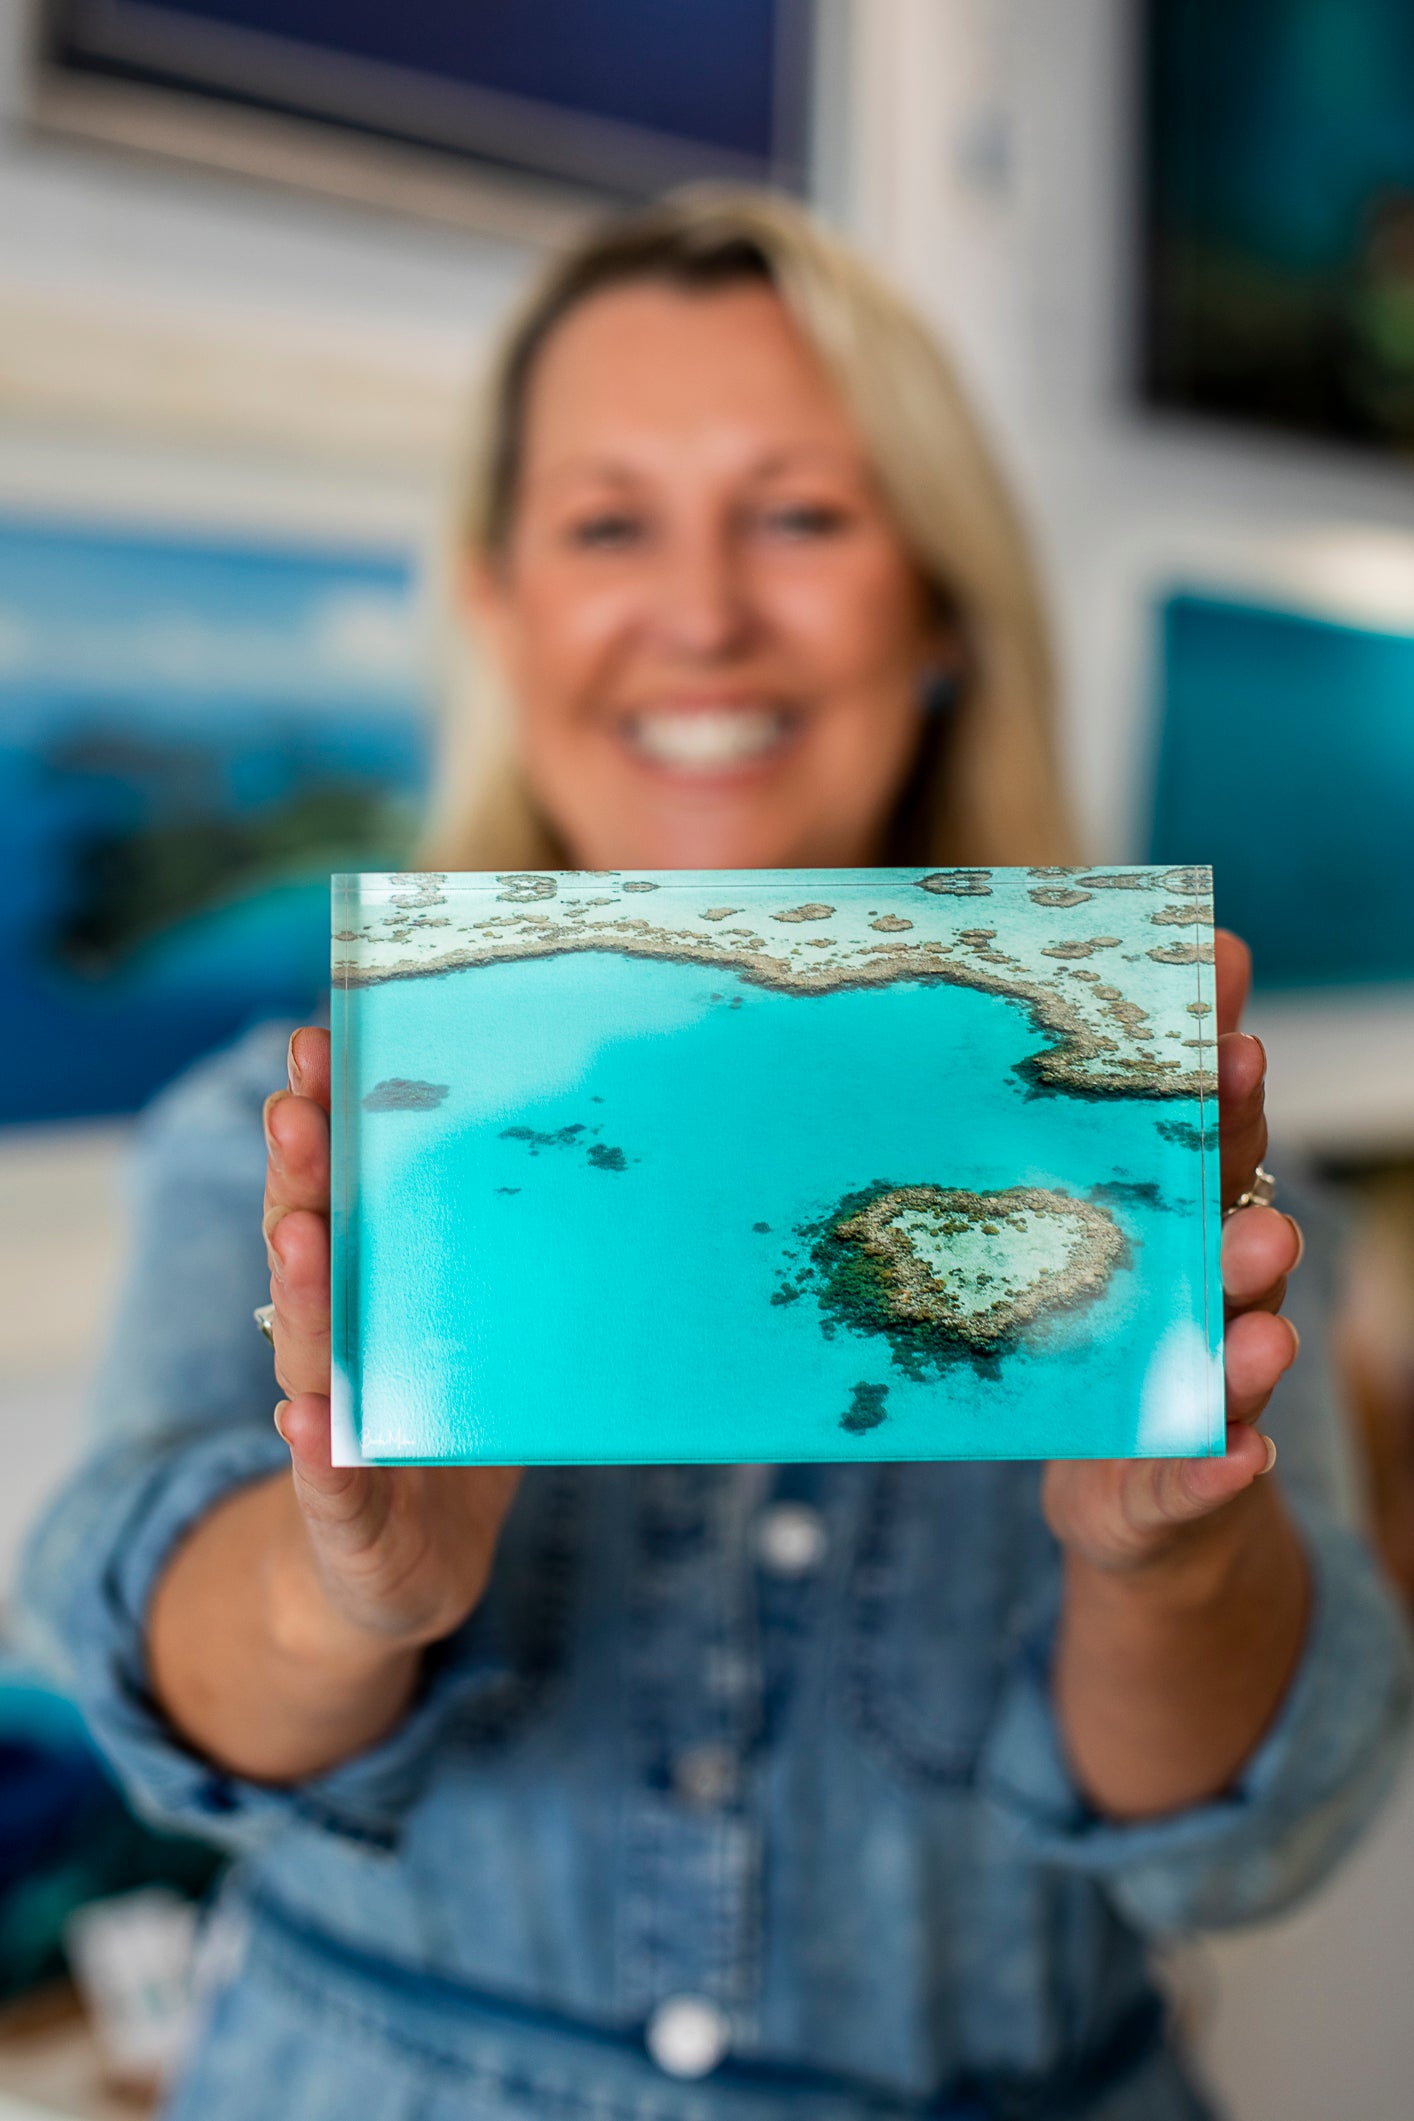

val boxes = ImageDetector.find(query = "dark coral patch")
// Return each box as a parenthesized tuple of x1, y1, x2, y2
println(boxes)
(502, 1123, 586, 1149)
(840, 1382, 890, 1434)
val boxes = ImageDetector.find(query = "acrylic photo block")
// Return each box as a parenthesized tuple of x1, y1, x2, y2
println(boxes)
(331, 867, 1224, 1466)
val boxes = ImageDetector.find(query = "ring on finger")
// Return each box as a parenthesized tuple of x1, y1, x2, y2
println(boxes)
(1224, 1164, 1277, 1220)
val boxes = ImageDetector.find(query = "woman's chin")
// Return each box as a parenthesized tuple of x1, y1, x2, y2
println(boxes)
(564, 777, 816, 874)
(589, 817, 807, 875)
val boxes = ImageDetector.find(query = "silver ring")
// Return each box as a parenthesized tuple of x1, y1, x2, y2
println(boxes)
(1225, 1165, 1277, 1219)
(253, 1302, 277, 1345)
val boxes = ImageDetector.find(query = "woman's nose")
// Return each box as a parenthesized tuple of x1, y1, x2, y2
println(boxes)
(647, 526, 753, 662)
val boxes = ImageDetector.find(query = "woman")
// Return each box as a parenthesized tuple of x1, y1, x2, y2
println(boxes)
(22, 190, 1411, 2120)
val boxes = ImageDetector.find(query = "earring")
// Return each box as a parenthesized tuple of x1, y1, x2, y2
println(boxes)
(919, 666, 963, 720)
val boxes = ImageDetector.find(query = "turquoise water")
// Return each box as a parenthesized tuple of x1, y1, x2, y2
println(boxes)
(335, 953, 1223, 1464)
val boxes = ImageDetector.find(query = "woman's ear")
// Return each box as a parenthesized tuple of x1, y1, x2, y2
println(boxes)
(916, 612, 968, 721)
(918, 665, 964, 721)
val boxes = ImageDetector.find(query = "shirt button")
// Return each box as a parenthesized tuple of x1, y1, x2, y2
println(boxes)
(754, 1500, 828, 1578)
(645, 1995, 730, 2079)
(673, 1742, 738, 1807)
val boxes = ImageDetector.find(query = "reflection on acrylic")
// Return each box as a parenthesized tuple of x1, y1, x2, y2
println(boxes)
(331, 867, 1223, 1465)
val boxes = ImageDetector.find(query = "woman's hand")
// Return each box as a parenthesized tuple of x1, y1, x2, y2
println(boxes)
(1043, 930, 1311, 1818)
(1042, 929, 1301, 1575)
(148, 1027, 520, 1785)
(262, 1027, 522, 1657)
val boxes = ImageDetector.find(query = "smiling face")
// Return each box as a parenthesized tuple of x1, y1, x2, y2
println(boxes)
(467, 279, 951, 872)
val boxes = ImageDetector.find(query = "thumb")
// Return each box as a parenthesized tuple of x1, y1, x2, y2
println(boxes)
(1130, 1421, 1274, 1535)
(1214, 928, 1251, 1039)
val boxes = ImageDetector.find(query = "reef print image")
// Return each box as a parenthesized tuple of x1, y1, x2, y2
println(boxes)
(331, 868, 1223, 1465)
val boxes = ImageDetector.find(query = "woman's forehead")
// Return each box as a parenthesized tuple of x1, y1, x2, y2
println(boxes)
(519, 279, 868, 474)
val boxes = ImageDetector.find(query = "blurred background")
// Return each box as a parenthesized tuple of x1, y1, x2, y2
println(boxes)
(0, 2, 1411, 2114)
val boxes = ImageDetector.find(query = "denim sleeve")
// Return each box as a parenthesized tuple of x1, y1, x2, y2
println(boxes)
(16, 1022, 511, 1855)
(980, 1171, 1414, 1935)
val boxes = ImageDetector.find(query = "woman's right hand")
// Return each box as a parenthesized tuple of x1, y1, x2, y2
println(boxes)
(263, 1026, 522, 1657)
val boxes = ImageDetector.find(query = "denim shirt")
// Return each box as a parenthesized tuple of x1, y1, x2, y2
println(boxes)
(19, 1022, 1413, 2121)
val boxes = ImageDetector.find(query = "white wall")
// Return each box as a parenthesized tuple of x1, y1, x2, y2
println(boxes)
(0, 0, 537, 545)
(840, 0, 1414, 1155)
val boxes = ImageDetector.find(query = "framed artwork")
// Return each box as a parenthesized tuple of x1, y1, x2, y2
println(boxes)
(0, 516, 426, 1125)
(33, 0, 815, 214)
(1143, 0, 1414, 459)
(1148, 590, 1414, 990)
(332, 866, 1223, 1465)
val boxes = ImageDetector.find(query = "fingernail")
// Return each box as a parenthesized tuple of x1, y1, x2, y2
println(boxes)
(1246, 1032, 1267, 1067)
(1286, 1317, 1301, 1362)
(262, 1092, 286, 1167)
(1260, 1434, 1277, 1475)
(1285, 1214, 1306, 1270)
(287, 1031, 302, 1094)
(274, 1399, 291, 1442)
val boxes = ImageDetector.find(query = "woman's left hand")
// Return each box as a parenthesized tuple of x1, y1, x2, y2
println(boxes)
(1042, 928, 1303, 1575)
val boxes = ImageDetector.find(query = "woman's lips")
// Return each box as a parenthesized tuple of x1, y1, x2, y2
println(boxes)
(619, 705, 796, 775)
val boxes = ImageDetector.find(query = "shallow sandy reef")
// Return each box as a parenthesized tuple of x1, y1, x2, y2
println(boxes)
(834, 1183, 1124, 1347)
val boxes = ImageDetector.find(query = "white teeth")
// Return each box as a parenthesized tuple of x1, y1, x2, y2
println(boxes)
(628, 709, 788, 772)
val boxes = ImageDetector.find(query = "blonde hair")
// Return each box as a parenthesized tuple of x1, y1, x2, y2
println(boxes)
(420, 186, 1077, 871)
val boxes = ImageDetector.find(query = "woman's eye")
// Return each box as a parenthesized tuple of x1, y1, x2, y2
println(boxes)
(759, 503, 851, 539)
(567, 513, 646, 549)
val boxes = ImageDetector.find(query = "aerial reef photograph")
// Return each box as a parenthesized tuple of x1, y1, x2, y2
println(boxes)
(333, 865, 1223, 1466)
